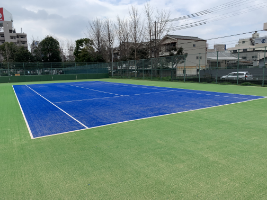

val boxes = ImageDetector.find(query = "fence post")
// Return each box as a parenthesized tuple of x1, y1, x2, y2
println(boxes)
(120, 61, 122, 78)
(262, 46, 266, 87)
(128, 60, 130, 79)
(171, 56, 173, 81)
(23, 62, 25, 76)
(184, 56, 186, 82)
(8, 62, 9, 76)
(151, 58, 152, 81)
(239, 49, 241, 85)
(216, 51, 218, 83)
(143, 59, 144, 80)
(199, 53, 201, 83)
(160, 57, 162, 81)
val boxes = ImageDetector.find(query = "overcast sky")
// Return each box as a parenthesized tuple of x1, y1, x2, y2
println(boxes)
(2, 0, 267, 50)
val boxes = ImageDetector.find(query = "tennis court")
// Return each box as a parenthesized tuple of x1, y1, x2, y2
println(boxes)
(2, 79, 267, 199)
(13, 81, 265, 138)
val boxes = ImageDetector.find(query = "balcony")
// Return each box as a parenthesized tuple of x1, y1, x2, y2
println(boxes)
(17, 37, 27, 42)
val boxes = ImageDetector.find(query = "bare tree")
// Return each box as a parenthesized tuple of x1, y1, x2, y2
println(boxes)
(144, 3, 154, 57)
(116, 17, 130, 60)
(144, 3, 171, 58)
(66, 39, 75, 62)
(128, 5, 144, 61)
(58, 39, 67, 62)
(87, 18, 107, 61)
(103, 19, 115, 62)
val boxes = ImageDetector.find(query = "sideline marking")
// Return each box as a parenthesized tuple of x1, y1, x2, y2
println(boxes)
(33, 96, 266, 139)
(12, 86, 34, 139)
(26, 85, 88, 129)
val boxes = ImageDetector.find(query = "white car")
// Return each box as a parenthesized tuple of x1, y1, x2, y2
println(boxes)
(220, 71, 253, 80)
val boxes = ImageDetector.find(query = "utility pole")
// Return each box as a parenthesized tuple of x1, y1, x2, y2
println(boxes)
(154, 21, 157, 58)
(149, 29, 151, 58)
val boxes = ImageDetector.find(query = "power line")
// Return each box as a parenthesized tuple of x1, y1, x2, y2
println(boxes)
(206, 30, 264, 40)
(168, 2, 267, 31)
(167, 0, 251, 22)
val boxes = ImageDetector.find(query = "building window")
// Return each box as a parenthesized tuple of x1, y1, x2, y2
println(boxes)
(242, 56, 247, 60)
(243, 49, 247, 52)
(233, 50, 237, 53)
(242, 41, 245, 44)
(193, 44, 196, 47)
(196, 56, 198, 59)
(252, 56, 257, 59)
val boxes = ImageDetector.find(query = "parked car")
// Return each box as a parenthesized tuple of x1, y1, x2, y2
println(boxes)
(220, 71, 253, 80)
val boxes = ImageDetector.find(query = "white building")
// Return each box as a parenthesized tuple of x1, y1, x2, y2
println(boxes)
(0, 8, 27, 48)
(159, 35, 207, 76)
(207, 51, 238, 69)
(227, 23, 267, 68)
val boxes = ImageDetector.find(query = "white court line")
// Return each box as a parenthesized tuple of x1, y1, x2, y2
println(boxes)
(26, 85, 88, 129)
(12, 86, 34, 139)
(70, 84, 114, 95)
(33, 96, 267, 139)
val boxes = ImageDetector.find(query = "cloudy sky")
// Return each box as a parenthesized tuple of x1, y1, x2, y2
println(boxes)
(2, 0, 267, 50)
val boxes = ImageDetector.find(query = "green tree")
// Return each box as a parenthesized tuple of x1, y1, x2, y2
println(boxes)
(39, 36, 62, 62)
(74, 38, 105, 62)
(74, 38, 95, 62)
(14, 46, 34, 62)
(0, 42, 17, 62)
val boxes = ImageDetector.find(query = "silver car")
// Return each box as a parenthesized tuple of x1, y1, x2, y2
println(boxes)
(220, 71, 253, 80)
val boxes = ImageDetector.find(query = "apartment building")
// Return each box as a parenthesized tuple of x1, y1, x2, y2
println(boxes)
(159, 35, 207, 76)
(227, 23, 267, 67)
(0, 8, 27, 48)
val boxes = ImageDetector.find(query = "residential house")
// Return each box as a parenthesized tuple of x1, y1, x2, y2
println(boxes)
(159, 35, 207, 76)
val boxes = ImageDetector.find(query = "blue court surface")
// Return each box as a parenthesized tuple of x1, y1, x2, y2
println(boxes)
(13, 81, 265, 139)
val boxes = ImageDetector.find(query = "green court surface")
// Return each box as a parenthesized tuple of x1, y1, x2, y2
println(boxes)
(1, 79, 267, 199)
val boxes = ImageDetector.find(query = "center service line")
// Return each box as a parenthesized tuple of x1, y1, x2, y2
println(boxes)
(26, 85, 89, 129)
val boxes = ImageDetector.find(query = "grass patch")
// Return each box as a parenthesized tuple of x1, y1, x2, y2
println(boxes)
(1, 78, 267, 199)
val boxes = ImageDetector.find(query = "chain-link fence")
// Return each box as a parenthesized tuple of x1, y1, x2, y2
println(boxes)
(109, 46, 267, 86)
(0, 62, 108, 76)
(1, 46, 266, 85)
(0, 62, 109, 83)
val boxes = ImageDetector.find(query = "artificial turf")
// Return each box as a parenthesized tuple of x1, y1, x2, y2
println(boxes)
(1, 79, 267, 199)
